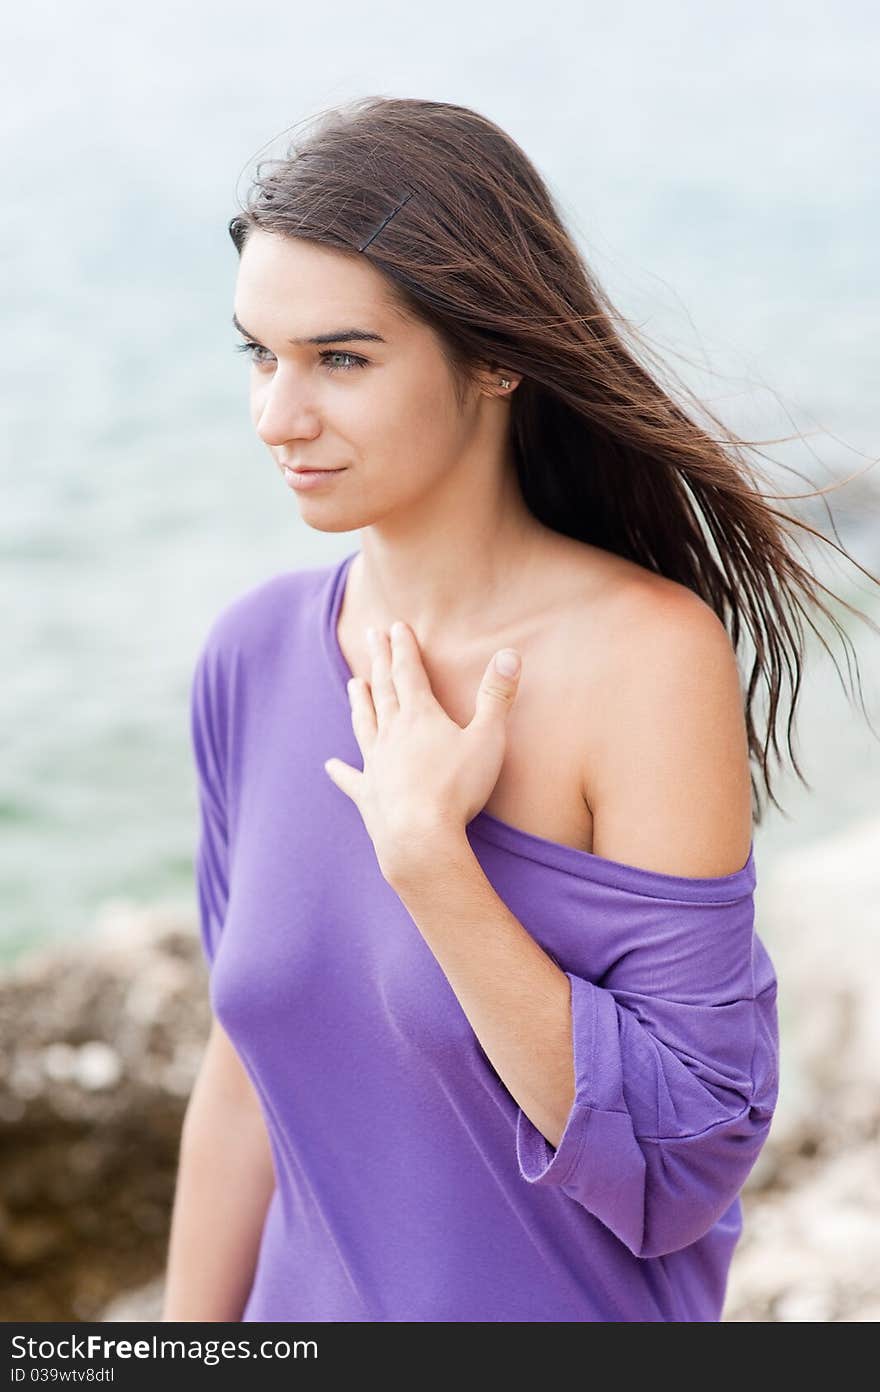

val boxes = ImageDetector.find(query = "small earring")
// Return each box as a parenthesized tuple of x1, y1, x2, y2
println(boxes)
(498, 377, 511, 389)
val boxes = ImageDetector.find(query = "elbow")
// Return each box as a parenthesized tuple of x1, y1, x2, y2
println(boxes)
(518, 1095, 776, 1261)
(617, 1102, 776, 1259)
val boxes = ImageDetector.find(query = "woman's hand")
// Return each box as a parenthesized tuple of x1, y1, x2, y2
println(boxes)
(323, 620, 522, 883)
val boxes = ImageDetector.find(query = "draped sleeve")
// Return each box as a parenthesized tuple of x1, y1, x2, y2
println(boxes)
(514, 860, 779, 1259)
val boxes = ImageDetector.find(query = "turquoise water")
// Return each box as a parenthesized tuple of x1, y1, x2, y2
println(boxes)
(3, 2, 879, 962)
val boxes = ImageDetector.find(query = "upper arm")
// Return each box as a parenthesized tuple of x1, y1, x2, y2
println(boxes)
(586, 587, 754, 878)
(195, 1016, 267, 1117)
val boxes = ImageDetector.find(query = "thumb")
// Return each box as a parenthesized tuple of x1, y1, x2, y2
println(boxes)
(323, 758, 363, 805)
(472, 649, 521, 724)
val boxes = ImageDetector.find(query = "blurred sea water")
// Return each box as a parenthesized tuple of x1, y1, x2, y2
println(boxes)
(2, 1, 878, 961)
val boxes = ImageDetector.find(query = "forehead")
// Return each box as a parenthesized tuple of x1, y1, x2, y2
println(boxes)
(235, 229, 404, 328)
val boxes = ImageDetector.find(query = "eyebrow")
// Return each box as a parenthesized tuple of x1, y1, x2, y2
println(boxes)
(232, 311, 387, 347)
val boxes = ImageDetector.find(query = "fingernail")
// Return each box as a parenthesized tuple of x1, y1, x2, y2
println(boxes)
(495, 649, 520, 676)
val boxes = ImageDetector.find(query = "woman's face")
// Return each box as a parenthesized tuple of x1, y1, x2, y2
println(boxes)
(233, 229, 488, 534)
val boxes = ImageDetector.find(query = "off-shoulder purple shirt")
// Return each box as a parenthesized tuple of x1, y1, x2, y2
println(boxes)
(189, 548, 779, 1322)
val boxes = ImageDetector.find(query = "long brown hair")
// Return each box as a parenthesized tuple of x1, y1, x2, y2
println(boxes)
(227, 95, 880, 827)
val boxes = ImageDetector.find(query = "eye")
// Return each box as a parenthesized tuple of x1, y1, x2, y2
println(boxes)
(233, 342, 368, 373)
(321, 350, 367, 373)
(233, 341, 274, 366)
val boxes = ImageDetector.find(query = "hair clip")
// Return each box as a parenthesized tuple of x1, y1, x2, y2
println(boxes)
(357, 186, 418, 253)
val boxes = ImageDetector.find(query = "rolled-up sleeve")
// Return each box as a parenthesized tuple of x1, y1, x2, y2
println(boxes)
(515, 884, 779, 1259)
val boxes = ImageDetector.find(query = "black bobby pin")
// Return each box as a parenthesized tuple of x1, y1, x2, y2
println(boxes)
(357, 186, 418, 253)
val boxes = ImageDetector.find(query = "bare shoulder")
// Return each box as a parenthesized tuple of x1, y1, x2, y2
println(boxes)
(575, 555, 754, 879)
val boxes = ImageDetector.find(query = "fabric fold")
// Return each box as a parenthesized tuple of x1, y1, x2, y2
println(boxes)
(190, 643, 230, 968)
(516, 967, 778, 1258)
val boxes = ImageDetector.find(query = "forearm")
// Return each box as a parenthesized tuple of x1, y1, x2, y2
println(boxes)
(162, 1079, 276, 1321)
(389, 832, 575, 1149)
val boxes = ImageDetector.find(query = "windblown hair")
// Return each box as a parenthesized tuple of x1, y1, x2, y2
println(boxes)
(228, 96, 880, 826)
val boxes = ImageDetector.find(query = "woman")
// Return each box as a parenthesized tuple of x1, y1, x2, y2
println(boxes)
(162, 97, 878, 1322)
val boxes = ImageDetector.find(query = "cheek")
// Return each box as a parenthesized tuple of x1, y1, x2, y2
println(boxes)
(366, 417, 458, 498)
(370, 368, 465, 457)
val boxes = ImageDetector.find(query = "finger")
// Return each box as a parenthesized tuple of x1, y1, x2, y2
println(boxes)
(367, 627, 399, 723)
(471, 649, 522, 727)
(323, 757, 364, 804)
(389, 620, 434, 710)
(347, 675, 377, 747)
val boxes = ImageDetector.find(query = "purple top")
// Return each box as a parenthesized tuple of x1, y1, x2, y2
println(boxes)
(189, 548, 779, 1323)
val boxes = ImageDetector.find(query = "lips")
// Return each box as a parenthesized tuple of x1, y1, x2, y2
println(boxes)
(281, 463, 344, 473)
(281, 463, 347, 492)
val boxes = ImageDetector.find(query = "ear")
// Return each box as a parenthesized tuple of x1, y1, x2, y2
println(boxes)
(473, 362, 523, 398)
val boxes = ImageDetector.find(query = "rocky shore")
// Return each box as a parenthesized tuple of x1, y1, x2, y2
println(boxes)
(2, 818, 878, 1322)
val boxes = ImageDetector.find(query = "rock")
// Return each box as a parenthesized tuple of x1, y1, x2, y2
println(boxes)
(722, 815, 880, 1321)
(73, 1042, 123, 1091)
(0, 901, 210, 1322)
(101, 1276, 165, 1322)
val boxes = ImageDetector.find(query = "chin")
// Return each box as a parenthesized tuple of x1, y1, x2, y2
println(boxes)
(298, 514, 358, 536)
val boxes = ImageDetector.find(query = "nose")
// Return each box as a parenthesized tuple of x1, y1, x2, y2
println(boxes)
(253, 372, 321, 449)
